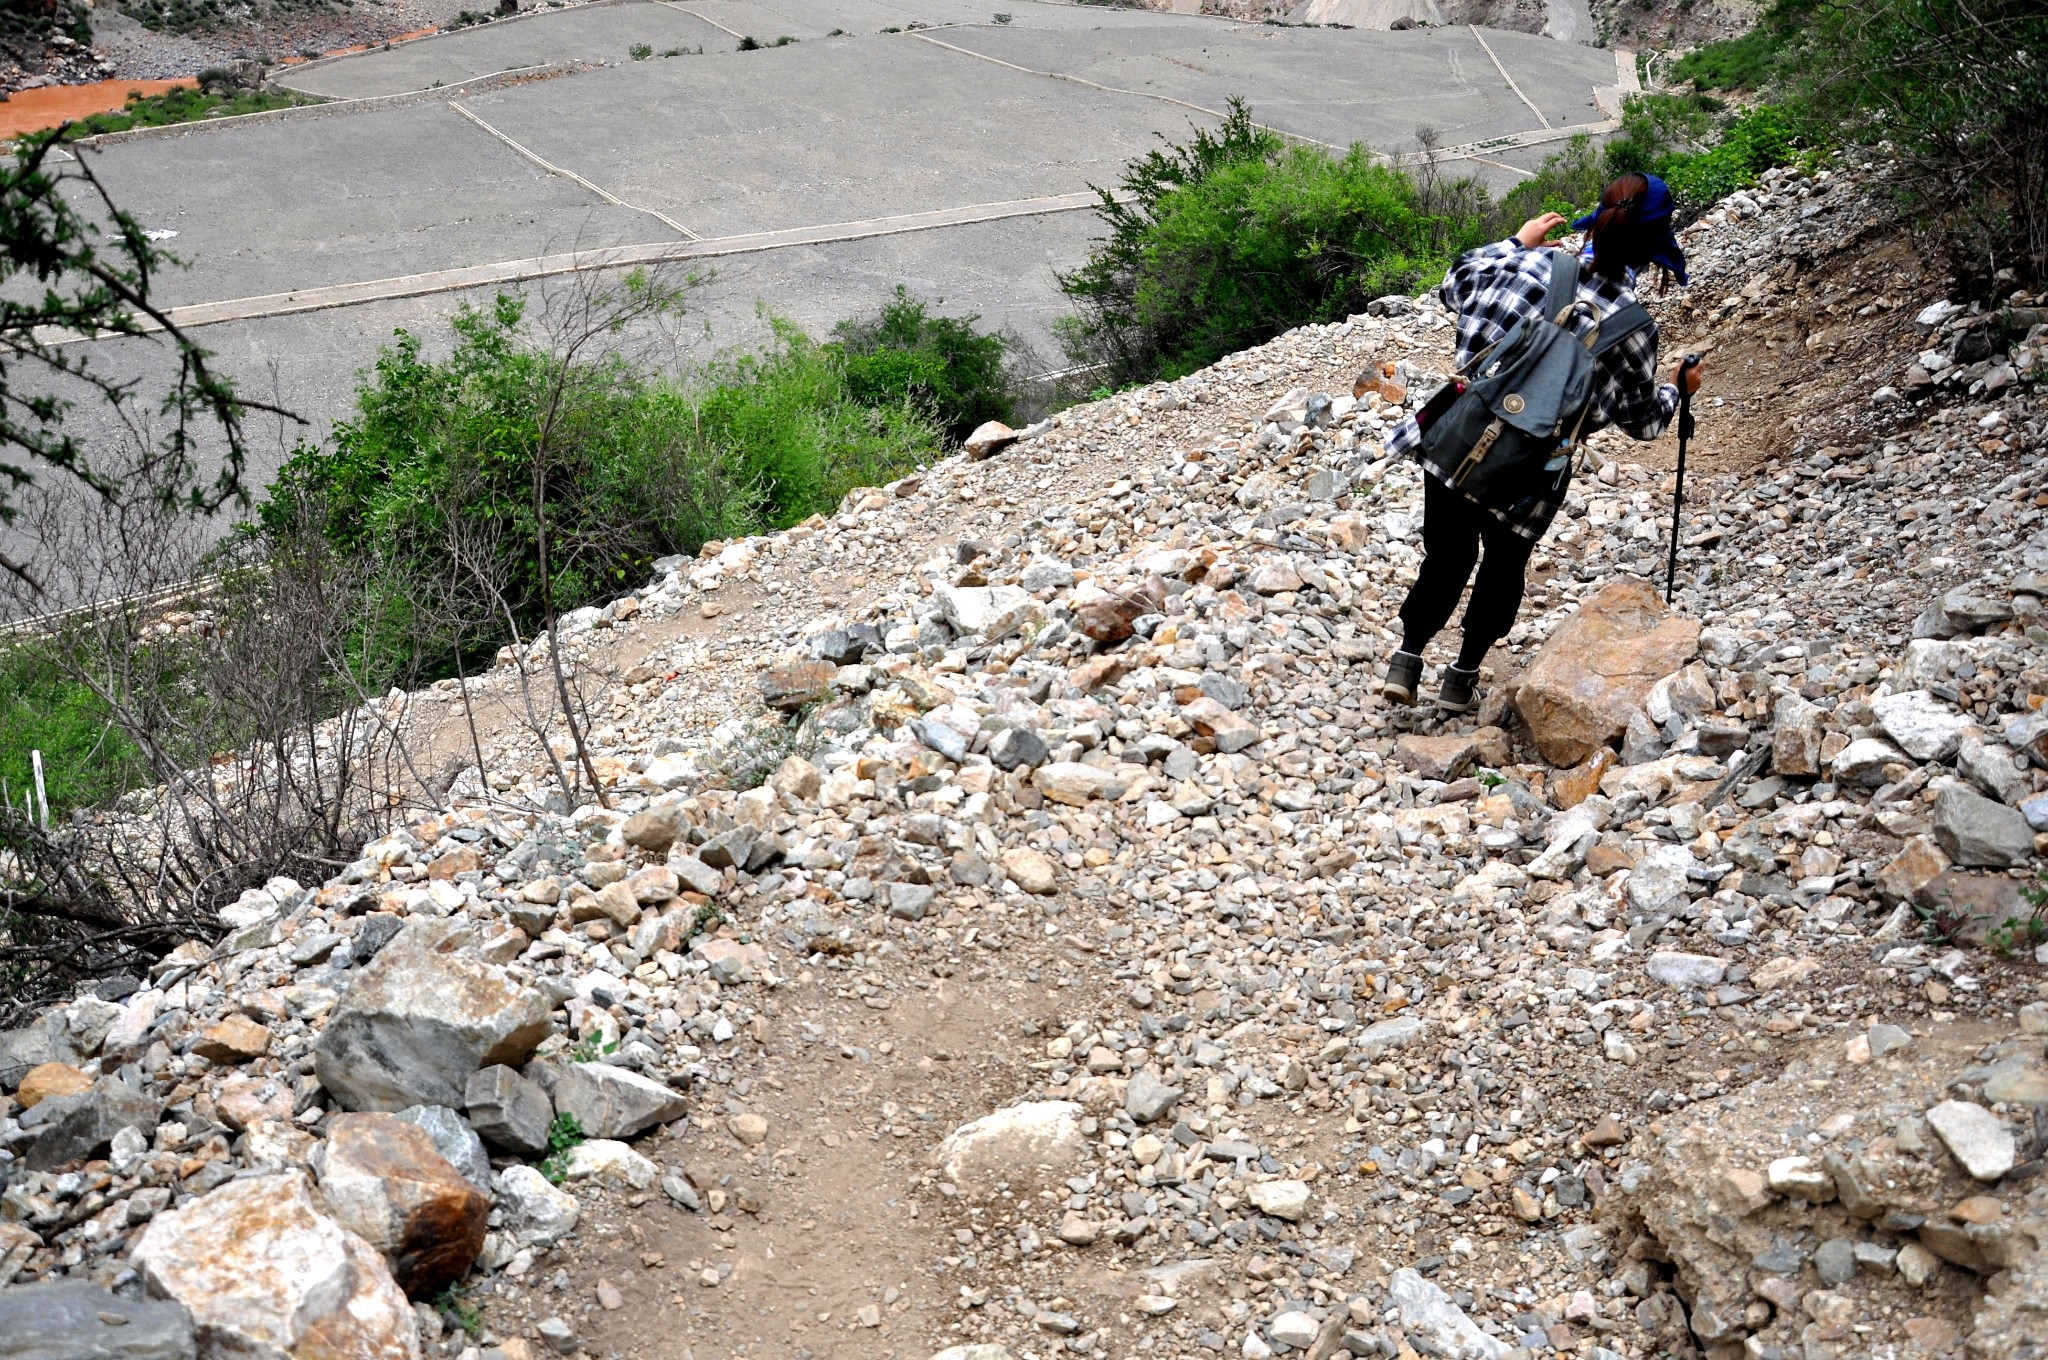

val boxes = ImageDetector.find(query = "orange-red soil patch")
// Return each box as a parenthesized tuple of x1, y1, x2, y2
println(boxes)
(0, 78, 196, 139)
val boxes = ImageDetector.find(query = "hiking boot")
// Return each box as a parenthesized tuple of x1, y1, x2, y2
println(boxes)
(1437, 664, 1481, 713)
(1381, 651, 1423, 704)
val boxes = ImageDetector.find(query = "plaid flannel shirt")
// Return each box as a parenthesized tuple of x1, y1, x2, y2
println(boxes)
(1386, 238, 1680, 541)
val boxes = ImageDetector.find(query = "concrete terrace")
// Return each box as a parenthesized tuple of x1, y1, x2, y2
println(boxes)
(57, 0, 1629, 481)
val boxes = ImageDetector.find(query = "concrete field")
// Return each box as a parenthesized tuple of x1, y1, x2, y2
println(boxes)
(57, 0, 1627, 490)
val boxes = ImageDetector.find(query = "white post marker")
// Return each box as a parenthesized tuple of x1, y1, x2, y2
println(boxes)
(31, 749, 48, 828)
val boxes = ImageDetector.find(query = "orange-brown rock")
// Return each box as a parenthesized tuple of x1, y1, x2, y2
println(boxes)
(1585, 844, 1634, 877)
(1875, 834, 1949, 905)
(426, 846, 480, 880)
(314, 1113, 488, 1297)
(1393, 733, 1485, 782)
(216, 1074, 296, 1132)
(1551, 748, 1616, 809)
(16, 1062, 90, 1110)
(1512, 579, 1701, 767)
(192, 1015, 271, 1064)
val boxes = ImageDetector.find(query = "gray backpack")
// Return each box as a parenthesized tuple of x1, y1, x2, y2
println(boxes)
(1417, 251, 1652, 509)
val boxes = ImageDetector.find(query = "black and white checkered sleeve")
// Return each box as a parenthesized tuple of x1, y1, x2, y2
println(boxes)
(1592, 320, 1680, 440)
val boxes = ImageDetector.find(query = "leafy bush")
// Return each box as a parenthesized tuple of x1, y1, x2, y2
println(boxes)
(1665, 0, 2044, 292)
(1606, 95, 1804, 216)
(831, 286, 1022, 443)
(65, 85, 315, 139)
(1672, 27, 1783, 91)
(0, 641, 148, 820)
(1671, 0, 1816, 91)
(1057, 100, 1501, 386)
(689, 318, 939, 526)
(261, 286, 939, 682)
(1803, 0, 2047, 292)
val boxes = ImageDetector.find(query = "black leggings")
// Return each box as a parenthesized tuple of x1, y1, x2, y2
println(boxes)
(1397, 473, 1537, 670)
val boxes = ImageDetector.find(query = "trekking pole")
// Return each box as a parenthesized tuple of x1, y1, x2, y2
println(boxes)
(1664, 354, 1700, 604)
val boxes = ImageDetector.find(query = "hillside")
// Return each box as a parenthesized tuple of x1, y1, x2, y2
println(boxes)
(1, 162, 2045, 1360)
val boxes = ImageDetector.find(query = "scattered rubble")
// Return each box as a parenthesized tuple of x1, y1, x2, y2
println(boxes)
(0, 161, 2043, 1360)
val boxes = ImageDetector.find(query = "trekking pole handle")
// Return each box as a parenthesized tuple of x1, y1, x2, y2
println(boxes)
(1676, 353, 1699, 439)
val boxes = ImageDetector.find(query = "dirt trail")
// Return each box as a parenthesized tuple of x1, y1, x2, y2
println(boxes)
(561, 975, 1087, 1359)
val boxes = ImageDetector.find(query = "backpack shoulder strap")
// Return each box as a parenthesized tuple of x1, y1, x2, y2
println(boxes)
(1544, 250, 1582, 323)
(1589, 301, 1654, 356)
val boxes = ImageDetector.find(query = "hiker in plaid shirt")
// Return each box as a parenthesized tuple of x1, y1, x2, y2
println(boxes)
(1380, 172, 1707, 713)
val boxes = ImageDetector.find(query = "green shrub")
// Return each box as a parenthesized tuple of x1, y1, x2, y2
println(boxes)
(1657, 103, 1802, 212)
(831, 286, 1020, 443)
(1672, 27, 1783, 91)
(1604, 95, 1805, 216)
(0, 641, 150, 820)
(1057, 100, 1501, 386)
(1660, 0, 2042, 292)
(689, 319, 939, 526)
(1804, 0, 2047, 292)
(64, 85, 315, 139)
(1670, 0, 1819, 92)
(1602, 91, 1722, 180)
(629, 42, 652, 59)
(259, 288, 938, 682)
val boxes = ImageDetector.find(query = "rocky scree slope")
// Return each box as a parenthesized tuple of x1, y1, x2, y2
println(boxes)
(1, 164, 2046, 1360)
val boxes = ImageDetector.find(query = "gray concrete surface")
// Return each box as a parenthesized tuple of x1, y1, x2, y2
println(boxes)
(49, 0, 1627, 518)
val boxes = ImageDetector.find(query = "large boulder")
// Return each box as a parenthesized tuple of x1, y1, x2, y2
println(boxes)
(1873, 690, 1974, 762)
(528, 1058, 686, 1139)
(934, 1100, 1087, 1198)
(313, 1113, 489, 1297)
(134, 1173, 420, 1360)
(0, 1280, 195, 1359)
(1513, 579, 1701, 767)
(313, 919, 551, 1112)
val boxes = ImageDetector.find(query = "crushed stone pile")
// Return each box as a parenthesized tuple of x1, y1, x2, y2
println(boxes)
(1, 164, 2045, 1360)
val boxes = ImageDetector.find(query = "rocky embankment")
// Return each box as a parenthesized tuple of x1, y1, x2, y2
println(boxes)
(1, 166, 2045, 1360)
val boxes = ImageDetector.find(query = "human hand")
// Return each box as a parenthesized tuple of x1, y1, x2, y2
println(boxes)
(1515, 212, 1569, 249)
(1672, 356, 1705, 394)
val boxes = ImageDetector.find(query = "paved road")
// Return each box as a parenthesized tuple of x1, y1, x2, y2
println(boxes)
(55, 0, 1625, 499)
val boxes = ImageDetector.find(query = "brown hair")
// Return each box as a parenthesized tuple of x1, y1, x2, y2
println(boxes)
(1589, 173, 1655, 279)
